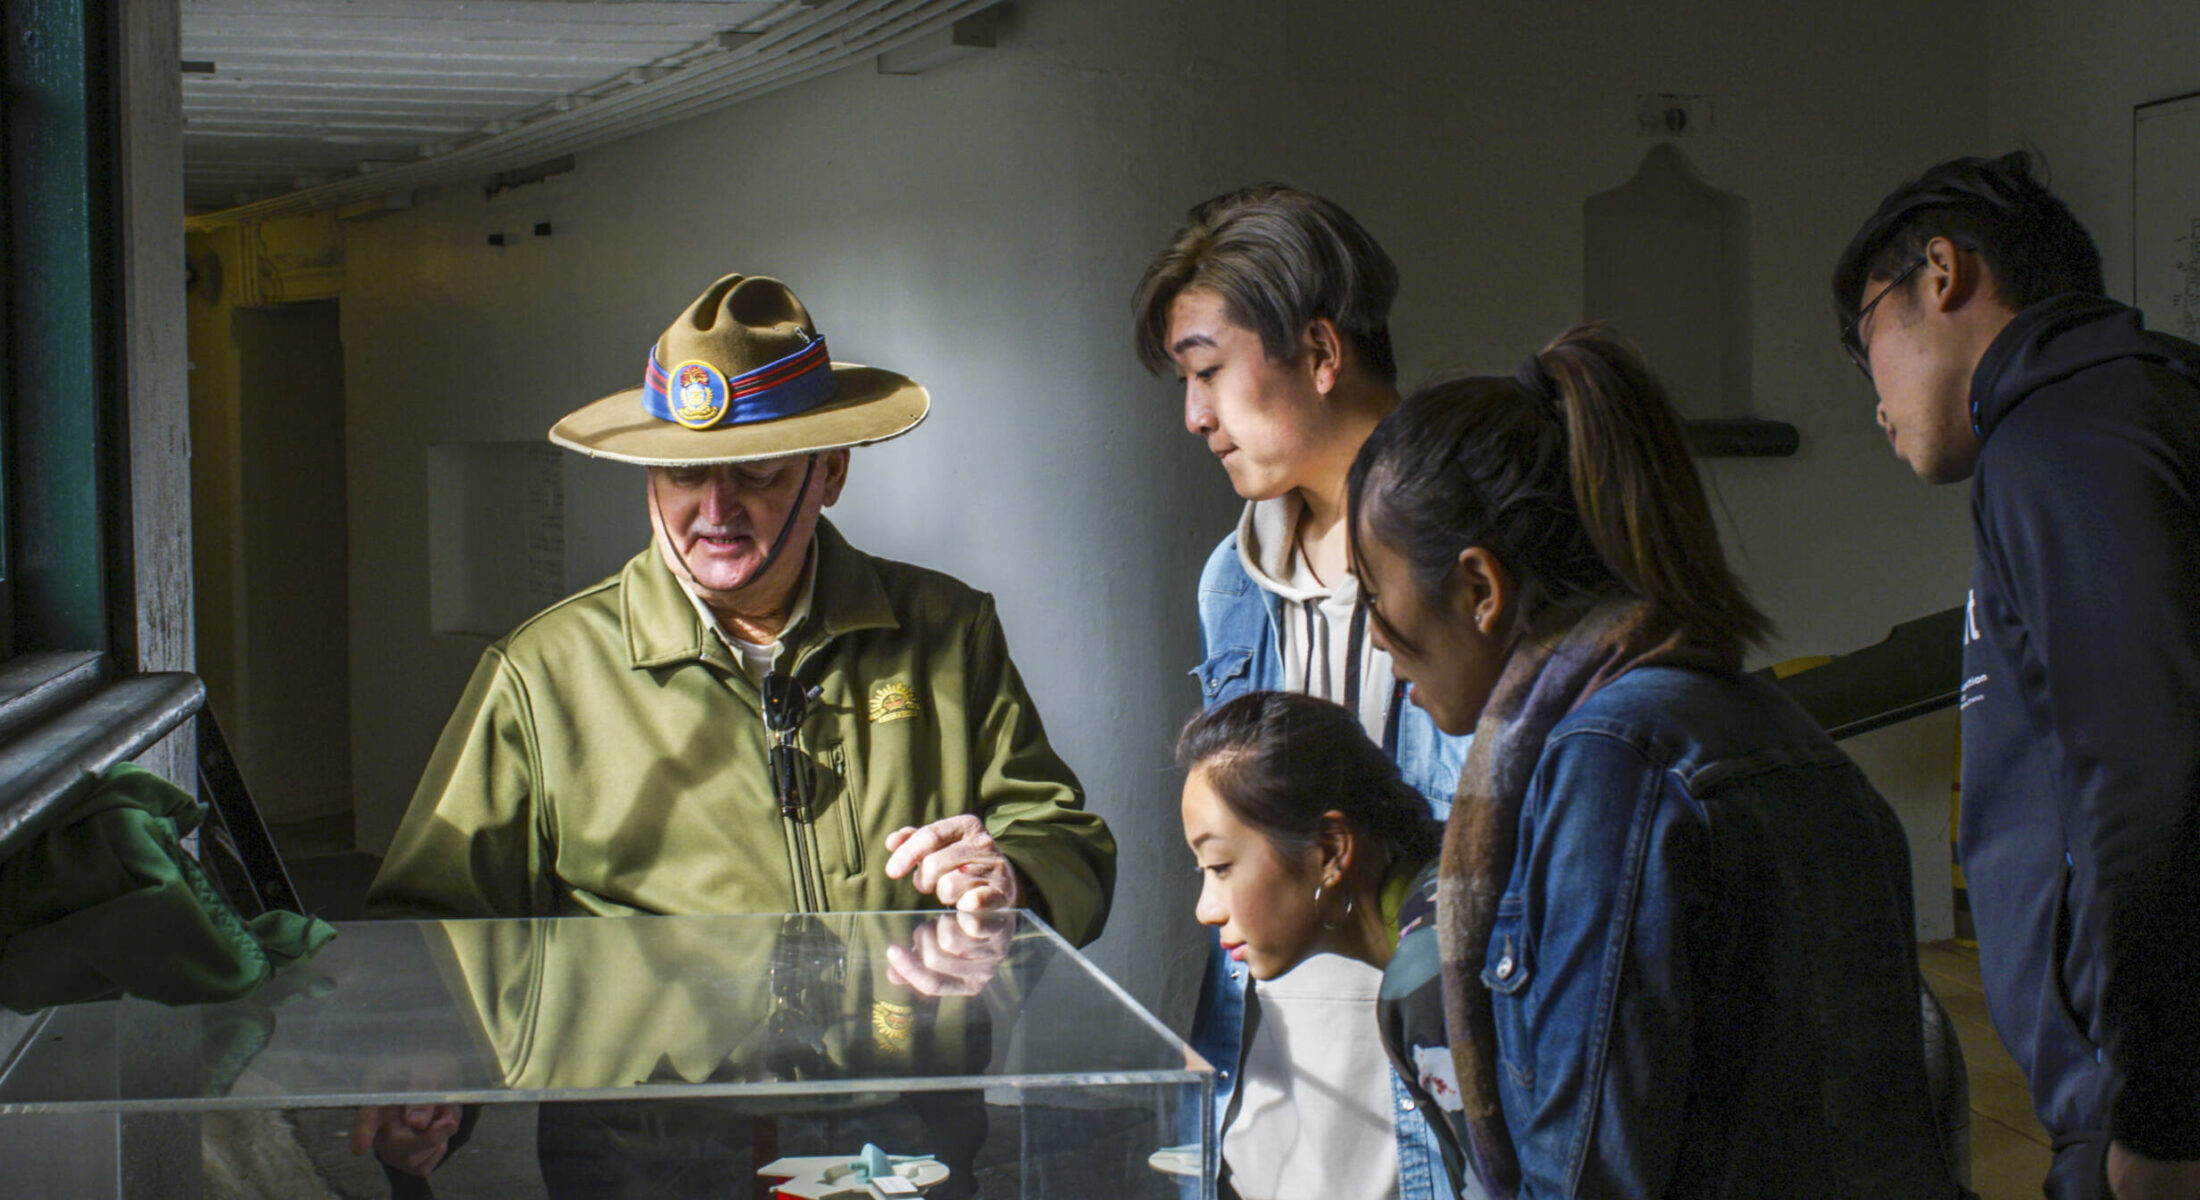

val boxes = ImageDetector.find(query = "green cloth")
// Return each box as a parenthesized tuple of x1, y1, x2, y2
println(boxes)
(368, 520, 1116, 946)
(0, 762, 336, 1013)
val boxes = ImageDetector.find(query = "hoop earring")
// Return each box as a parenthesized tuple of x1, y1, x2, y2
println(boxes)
(1314, 880, 1340, 931)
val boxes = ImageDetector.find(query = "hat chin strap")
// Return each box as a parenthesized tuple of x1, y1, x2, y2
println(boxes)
(753, 452, 820, 582)
(649, 452, 821, 600)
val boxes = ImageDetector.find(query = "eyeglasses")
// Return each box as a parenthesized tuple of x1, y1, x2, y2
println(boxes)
(1840, 257, 1926, 379)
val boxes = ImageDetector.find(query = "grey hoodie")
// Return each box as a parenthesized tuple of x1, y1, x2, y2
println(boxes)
(1236, 495, 1398, 740)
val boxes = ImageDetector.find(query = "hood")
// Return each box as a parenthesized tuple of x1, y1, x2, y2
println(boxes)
(1971, 293, 2200, 441)
(1237, 496, 1335, 602)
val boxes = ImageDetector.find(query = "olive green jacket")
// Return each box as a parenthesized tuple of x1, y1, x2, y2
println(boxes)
(367, 521, 1115, 946)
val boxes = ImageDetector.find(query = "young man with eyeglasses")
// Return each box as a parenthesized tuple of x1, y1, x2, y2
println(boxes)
(1834, 152, 2200, 1200)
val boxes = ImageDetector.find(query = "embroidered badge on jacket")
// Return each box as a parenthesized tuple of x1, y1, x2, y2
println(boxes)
(868, 681, 921, 725)
(872, 999, 915, 1052)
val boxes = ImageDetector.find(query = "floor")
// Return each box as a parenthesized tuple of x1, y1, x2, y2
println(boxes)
(1920, 939, 2054, 1199)
(255, 820, 2056, 1198)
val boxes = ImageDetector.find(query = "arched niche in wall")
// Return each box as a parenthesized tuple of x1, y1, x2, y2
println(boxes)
(1583, 142, 1796, 457)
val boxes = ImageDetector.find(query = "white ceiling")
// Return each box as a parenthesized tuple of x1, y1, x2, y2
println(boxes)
(179, 0, 993, 221)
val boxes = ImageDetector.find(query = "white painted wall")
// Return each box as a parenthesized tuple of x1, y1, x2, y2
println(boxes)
(1989, 1, 2200, 302)
(342, 0, 1996, 1025)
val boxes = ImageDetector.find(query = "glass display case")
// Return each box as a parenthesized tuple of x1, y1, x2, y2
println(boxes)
(0, 910, 1213, 1199)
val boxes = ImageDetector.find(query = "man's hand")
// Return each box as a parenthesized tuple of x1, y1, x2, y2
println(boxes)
(884, 815, 1025, 913)
(349, 1103, 462, 1177)
(2108, 1140, 2200, 1200)
(887, 911, 1013, 997)
(348, 1054, 465, 1178)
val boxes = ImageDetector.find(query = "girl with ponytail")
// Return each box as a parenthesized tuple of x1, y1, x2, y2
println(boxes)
(1346, 328, 1966, 1199)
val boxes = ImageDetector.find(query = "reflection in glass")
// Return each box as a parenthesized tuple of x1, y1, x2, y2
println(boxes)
(0, 911, 1211, 1197)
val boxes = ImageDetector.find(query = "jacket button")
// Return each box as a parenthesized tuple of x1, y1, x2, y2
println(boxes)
(1398, 1097, 1415, 1113)
(1495, 953, 1515, 980)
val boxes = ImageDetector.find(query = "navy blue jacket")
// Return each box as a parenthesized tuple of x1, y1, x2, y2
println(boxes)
(1960, 294, 2200, 1190)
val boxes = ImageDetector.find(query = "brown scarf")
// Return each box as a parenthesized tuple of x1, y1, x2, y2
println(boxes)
(1438, 600, 1736, 1198)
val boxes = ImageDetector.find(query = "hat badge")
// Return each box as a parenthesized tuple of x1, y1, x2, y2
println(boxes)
(669, 360, 730, 429)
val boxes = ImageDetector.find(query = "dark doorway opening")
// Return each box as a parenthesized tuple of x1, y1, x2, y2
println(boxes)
(196, 299, 353, 849)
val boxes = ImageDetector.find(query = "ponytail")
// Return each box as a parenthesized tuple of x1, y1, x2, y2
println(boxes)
(1541, 327, 1771, 650)
(1347, 324, 1769, 657)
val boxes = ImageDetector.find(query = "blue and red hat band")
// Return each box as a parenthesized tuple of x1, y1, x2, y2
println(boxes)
(641, 336, 836, 430)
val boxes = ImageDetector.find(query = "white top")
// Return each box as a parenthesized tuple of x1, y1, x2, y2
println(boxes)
(1224, 496, 1405, 1199)
(1224, 953, 1401, 1200)
(1237, 496, 1398, 742)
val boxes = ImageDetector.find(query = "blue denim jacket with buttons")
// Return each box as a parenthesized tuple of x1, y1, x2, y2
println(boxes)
(1182, 530, 1472, 1200)
(1472, 664, 1964, 1199)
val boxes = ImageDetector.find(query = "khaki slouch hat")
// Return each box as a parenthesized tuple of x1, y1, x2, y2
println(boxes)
(550, 274, 928, 465)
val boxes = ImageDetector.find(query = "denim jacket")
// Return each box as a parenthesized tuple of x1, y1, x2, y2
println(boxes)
(1484, 665, 1963, 1198)
(1183, 530, 1473, 1200)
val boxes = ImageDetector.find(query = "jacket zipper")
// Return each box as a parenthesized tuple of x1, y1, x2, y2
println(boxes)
(780, 650, 829, 914)
(777, 725, 821, 914)
(784, 803, 820, 913)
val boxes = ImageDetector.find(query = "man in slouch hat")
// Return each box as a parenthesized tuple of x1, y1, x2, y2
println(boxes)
(357, 274, 1116, 1184)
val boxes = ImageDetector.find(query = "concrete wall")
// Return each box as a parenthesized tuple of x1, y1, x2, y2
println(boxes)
(119, 0, 196, 792)
(338, 0, 1993, 1024)
(186, 227, 247, 751)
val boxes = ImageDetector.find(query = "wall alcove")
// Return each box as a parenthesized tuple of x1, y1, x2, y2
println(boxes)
(1584, 141, 1799, 457)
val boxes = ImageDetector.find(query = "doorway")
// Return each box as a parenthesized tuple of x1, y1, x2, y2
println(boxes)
(192, 298, 353, 847)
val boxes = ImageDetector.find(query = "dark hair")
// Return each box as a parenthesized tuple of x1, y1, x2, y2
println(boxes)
(1347, 326, 1771, 658)
(1133, 183, 1399, 384)
(1832, 150, 2104, 329)
(1176, 692, 1439, 868)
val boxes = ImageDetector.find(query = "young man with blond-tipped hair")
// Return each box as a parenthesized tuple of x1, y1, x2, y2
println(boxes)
(1137, 185, 1472, 1200)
